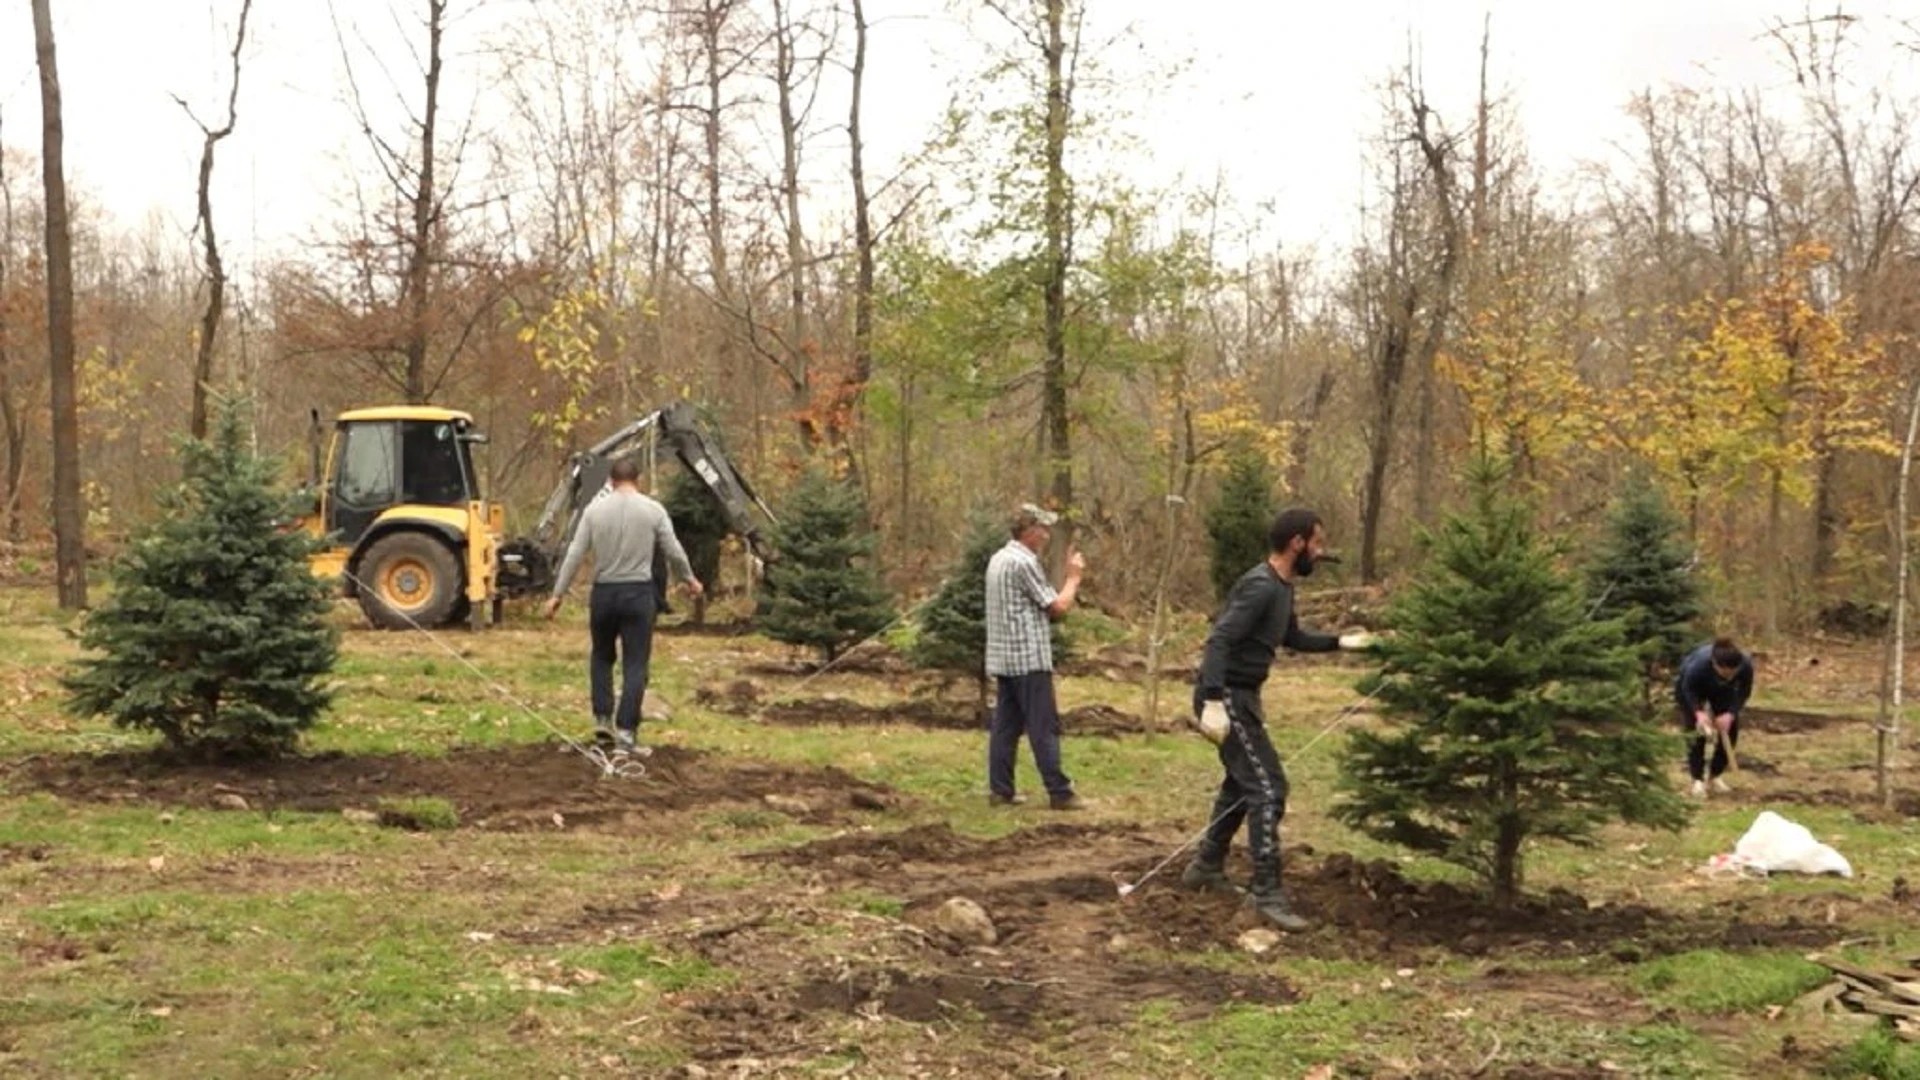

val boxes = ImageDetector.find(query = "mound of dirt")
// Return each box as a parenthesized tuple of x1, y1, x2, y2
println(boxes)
(754, 696, 981, 731)
(3, 743, 899, 831)
(1058, 703, 1162, 736)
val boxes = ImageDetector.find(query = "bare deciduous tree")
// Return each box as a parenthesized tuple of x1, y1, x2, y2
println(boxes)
(30, 0, 85, 608)
(1350, 66, 1462, 583)
(175, 0, 253, 439)
(0, 115, 31, 543)
(843, 0, 874, 481)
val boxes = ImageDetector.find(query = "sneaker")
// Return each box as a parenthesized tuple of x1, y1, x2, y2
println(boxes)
(1690, 779, 1707, 798)
(1048, 793, 1088, 811)
(987, 792, 1027, 807)
(612, 729, 645, 756)
(1248, 891, 1311, 932)
(1712, 777, 1731, 794)
(593, 715, 616, 747)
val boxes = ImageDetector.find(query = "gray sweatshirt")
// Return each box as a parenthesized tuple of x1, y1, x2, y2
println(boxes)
(550, 488, 695, 598)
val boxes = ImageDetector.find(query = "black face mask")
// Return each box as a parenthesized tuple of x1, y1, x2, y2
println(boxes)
(1295, 548, 1316, 578)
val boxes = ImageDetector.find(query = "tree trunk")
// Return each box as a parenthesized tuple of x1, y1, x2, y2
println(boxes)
(189, 140, 226, 439)
(772, 0, 808, 419)
(402, 0, 447, 404)
(1877, 375, 1920, 810)
(32, 0, 86, 609)
(842, 0, 874, 482)
(1360, 328, 1405, 583)
(1040, 0, 1073, 523)
(1491, 758, 1522, 909)
(698, 1, 751, 468)
(184, 0, 252, 439)
(1144, 398, 1195, 726)
(896, 375, 915, 550)
(1413, 353, 1436, 526)
(1492, 814, 1521, 910)
(1811, 447, 1839, 585)
(0, 113, 25, 543)
(1285, 368, 1335, 496)
(1765, 467, 1782, 637)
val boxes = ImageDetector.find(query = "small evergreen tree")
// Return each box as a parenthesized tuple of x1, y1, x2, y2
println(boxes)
(1585, 471, 1702, 714)
(756, 467, 894, 666)
(1205, 447, 1277, 601)
(661, 467, 729, 625)
(63, 399, 341, 759)
(1334, 455, 1689, 909)
(909, 513, 1003, 712)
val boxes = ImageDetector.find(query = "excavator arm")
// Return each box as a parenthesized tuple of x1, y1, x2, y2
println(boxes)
(497, 401, 776, 598)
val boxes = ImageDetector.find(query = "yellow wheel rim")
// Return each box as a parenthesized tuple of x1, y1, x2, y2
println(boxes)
(379, 558, 434, 609)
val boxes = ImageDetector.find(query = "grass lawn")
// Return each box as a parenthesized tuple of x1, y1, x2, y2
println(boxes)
(3, 581, 1918, 1078)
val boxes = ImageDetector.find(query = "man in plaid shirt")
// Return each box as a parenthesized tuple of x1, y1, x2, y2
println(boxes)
(984, 503, 1087, 810)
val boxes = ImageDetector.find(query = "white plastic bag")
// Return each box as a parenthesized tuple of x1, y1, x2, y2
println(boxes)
(1722, 810, 1853, 878)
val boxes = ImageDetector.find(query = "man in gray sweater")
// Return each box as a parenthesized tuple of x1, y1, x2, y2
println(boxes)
(544, 457, 703, 751)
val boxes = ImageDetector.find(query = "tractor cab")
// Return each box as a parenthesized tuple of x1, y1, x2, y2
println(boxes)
(325, 408, 482, 545)
(304, 406, 503, 630)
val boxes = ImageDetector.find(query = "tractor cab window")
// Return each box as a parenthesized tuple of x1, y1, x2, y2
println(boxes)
(335, 421, 397, 507)
(401, 420, 471, 506)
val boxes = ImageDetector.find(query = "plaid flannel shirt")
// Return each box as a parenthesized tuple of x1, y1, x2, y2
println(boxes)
(985, 540, 1058, 677)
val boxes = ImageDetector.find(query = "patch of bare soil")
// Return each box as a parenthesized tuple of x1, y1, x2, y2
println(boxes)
(698, 680, 1164, 737)
(573, 818, 1859, 1072)
(755, 695, 979, 731)
(0, 842, 52, 866)
(787, 958, 1296, 1028)
(16, 935, 96, 967)
(741, 650, 916, 678)
(698, 676, 1159, 734)
(1, 744, 899, 831)
(1741, 707, 1861, 734)
(654, 617, 756, 638)
(761, 824, 1846, 963)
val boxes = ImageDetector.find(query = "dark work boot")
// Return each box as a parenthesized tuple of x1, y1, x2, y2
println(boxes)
(1180, 841, 1240, 894)
(1248, 865, 1310, 931)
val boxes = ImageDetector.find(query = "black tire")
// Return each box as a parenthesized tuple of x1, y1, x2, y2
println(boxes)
(356, 532, 464, 630)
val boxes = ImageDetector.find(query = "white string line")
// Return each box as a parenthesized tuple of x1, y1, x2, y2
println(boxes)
(1121, 677, 1392, 896)
(341, 569, 645, 779)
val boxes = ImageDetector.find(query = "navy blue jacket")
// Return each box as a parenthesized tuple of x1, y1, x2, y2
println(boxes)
(1673, 642, 1753, 718)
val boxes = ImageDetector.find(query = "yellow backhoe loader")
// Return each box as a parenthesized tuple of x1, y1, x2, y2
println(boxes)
(296, 401, 773, 630)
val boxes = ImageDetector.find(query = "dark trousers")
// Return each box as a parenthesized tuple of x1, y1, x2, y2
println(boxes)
(988, 672, 1073, 799)
(1682, 709, 1741, 780)
(1195, 686, 1290, 893)
(590, 582, 657, 733)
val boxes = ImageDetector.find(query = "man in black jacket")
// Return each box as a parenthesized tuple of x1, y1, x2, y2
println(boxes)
(1181, 508, 1372, 930)
(1675, 636, 1754, 797)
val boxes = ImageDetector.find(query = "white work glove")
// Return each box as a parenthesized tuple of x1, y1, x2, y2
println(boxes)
(1338, 631, 1377, 651)
(1197, 700, 1230, 745)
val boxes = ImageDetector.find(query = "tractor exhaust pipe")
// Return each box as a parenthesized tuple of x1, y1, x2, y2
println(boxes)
(308, 408, 323, 488)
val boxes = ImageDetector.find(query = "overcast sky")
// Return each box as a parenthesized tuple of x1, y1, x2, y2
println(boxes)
(3, 0, 1915, 281)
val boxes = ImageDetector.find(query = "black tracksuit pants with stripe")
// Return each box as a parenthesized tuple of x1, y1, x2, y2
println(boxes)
(1194, 685, 1289, 893)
